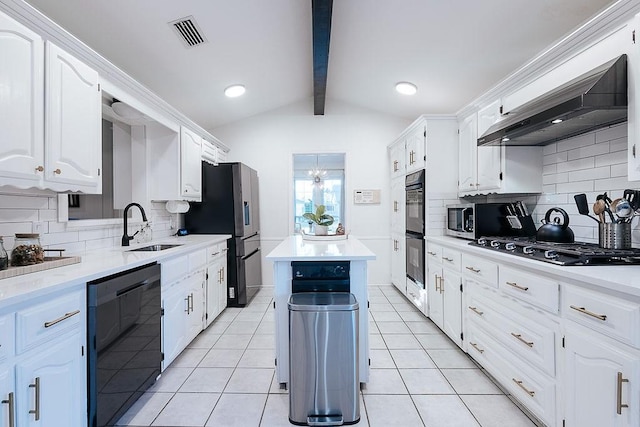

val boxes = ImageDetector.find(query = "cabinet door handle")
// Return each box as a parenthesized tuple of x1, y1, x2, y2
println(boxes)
(442, 257, 454, 262)
(512, 378, 535, 397)
(53, 168, 61, 174)
(2, 392, 15, 427)
(29, 377, 40, 420)
(393, 201, 398, 212)
(427, 251, 436, 256)
(185, 296, 190, 313)
(569, 305, 607, 321)
(393, 160, 398, 172)
(617, 372, 629, 414)
(468, 306, 484, 316)
(511, 332, 534, 348)
(505, 281, 529, 292)
(44, 309, 80, 328)
(469, 342, 484, 354)
(220, 267, 224, 282)
(465, 266, 481, 273)
(434, 275, 441, 292)
(189, 293, 194, 312)
(439, 276, 444, 294)
(35, 165, 44, 172)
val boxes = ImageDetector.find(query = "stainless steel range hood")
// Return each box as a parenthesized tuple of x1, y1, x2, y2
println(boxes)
(478, 55, 627, 147)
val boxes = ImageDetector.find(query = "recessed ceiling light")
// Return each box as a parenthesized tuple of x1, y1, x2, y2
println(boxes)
(395, 82, 417, 95)
(551, 118, 563, 124)
(224, 84, 246, 98)
(502, 137, 510, 142)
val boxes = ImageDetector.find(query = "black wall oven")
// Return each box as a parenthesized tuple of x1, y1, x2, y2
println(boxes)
(87, 262, 161, 427)
(405, 170, 425, 235)
(405, 169, 425, 288)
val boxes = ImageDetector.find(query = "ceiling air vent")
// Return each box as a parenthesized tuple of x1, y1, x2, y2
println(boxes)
(169, 16, 207, 48)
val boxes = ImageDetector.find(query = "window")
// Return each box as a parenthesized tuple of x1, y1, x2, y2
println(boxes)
(293, 153, 345, 233)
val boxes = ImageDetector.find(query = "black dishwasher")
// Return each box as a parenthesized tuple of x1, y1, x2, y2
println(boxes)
(87, 262, 161, 427)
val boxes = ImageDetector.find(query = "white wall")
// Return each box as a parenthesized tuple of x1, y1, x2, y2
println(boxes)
(212, 98, 411, 285)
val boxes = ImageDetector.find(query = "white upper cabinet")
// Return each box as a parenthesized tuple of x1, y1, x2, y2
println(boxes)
(45, 42, 101, 193)
(180, 127, 202, 200)
(0, 11, 101, 193)
(458, 108, 541, 197)
(628, 15, 640, 181)
(148, 124, 202, 202)
(405, 124, 425, 173)
(0, 11, 44, 188)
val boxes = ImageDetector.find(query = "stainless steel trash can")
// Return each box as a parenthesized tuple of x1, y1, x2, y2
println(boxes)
(288, 292, 360, 426)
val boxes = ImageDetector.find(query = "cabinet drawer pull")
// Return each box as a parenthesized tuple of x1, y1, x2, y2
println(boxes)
(617, 372, 629, 414)
(2, 392, 15, 427)
(505, 281, 529, 291)
(44, 309, 80, 328)
(569, 305, 607, 321)
(211, 251, 220, 256)
(511, 332, 534, 348)
(465, 266, 481, 273)
(427, 251, 437, 256)
(469, 342, 484, 354)
(35, 165, 44, 172)
(468, 306, 484, 316)
(442, 257, 454, 262)
(29, 377, 40, 420)
(512, 378, 535, 397)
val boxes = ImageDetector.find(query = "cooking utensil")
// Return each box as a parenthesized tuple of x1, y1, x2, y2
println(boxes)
(597, 192, 616, 223)
(536, 207, 575, 243)
(615, 199, 633, 221)
(574, 193, 599, 222)
(593, 199, 606, 223)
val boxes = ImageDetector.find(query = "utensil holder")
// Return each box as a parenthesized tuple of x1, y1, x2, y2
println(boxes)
(598, 223, 631, 249)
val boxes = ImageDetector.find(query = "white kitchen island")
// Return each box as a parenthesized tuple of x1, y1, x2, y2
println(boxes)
(266, 235, 376, 386)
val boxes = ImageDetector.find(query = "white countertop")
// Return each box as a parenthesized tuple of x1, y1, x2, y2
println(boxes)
(266, 235, 376, 261)
(0, 234, 231, 308)
(427, 235, 640, 299)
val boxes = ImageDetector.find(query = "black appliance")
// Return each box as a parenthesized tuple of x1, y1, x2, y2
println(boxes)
(405, 170, 424, 235)
(291, 261, 350, 293)
(470, 236, 640, 266)
(478, 55, 627, 147)
(446, 202, 537, 240)
(405, 170, 425, 288)
(185, 162, 261, 307)
(87, 263, 161, 427)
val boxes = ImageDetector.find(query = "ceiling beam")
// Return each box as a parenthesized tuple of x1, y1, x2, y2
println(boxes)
(312, 0, 333, 115)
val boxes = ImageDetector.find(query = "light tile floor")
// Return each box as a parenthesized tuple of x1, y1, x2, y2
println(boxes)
(117, 285, 539, 427)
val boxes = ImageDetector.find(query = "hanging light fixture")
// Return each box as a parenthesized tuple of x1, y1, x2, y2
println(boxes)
(308, 155, 327, 184)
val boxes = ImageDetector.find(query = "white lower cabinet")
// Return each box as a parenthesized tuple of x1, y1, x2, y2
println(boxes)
(564, 324, 639, 427)
(426, 243, 462, 347)
(204, 243, 228, 328)
(390, 234, 405, 295)
(1, 287, 86, 427)
(15, 333, 85, 427)
(162, 271, 205, 369)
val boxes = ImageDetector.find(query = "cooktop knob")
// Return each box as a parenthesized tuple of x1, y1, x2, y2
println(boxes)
(523, 246, 535, 255)
(477, 238, 487, 246)
(544, 250, 558, 259)
(490, 240, 501, 248)
(505, 242, 516, 251)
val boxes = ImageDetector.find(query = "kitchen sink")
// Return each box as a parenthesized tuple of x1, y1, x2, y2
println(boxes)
(127, 244, 183, 252)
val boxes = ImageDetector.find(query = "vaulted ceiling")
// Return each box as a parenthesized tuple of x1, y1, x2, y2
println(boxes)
(25, 0, 616, 130)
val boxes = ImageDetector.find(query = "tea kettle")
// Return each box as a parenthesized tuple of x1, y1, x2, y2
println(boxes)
(536, 207, 575, 243)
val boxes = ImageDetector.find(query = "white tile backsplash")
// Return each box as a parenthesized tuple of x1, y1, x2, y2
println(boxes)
(0, 192, 175, 254)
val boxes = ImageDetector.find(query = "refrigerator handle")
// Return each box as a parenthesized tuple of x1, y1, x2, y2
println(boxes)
(243, 201, 250, 226)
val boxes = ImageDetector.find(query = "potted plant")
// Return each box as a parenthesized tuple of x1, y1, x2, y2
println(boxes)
(303, 204, 334, 235)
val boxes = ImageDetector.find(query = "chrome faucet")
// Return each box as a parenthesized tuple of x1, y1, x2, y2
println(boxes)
(122, 203, 148, 246)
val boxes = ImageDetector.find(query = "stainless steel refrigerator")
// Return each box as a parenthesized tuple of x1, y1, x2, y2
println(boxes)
(185, 162, 261, 307)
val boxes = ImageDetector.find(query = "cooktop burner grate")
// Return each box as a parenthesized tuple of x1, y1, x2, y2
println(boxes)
(469, 236, 640, 266)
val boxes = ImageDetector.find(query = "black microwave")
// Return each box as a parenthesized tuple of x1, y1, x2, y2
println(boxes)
(446, 203, 517, 240)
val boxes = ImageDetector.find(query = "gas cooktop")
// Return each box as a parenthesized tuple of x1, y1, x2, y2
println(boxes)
(469, 237, 640, 266)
